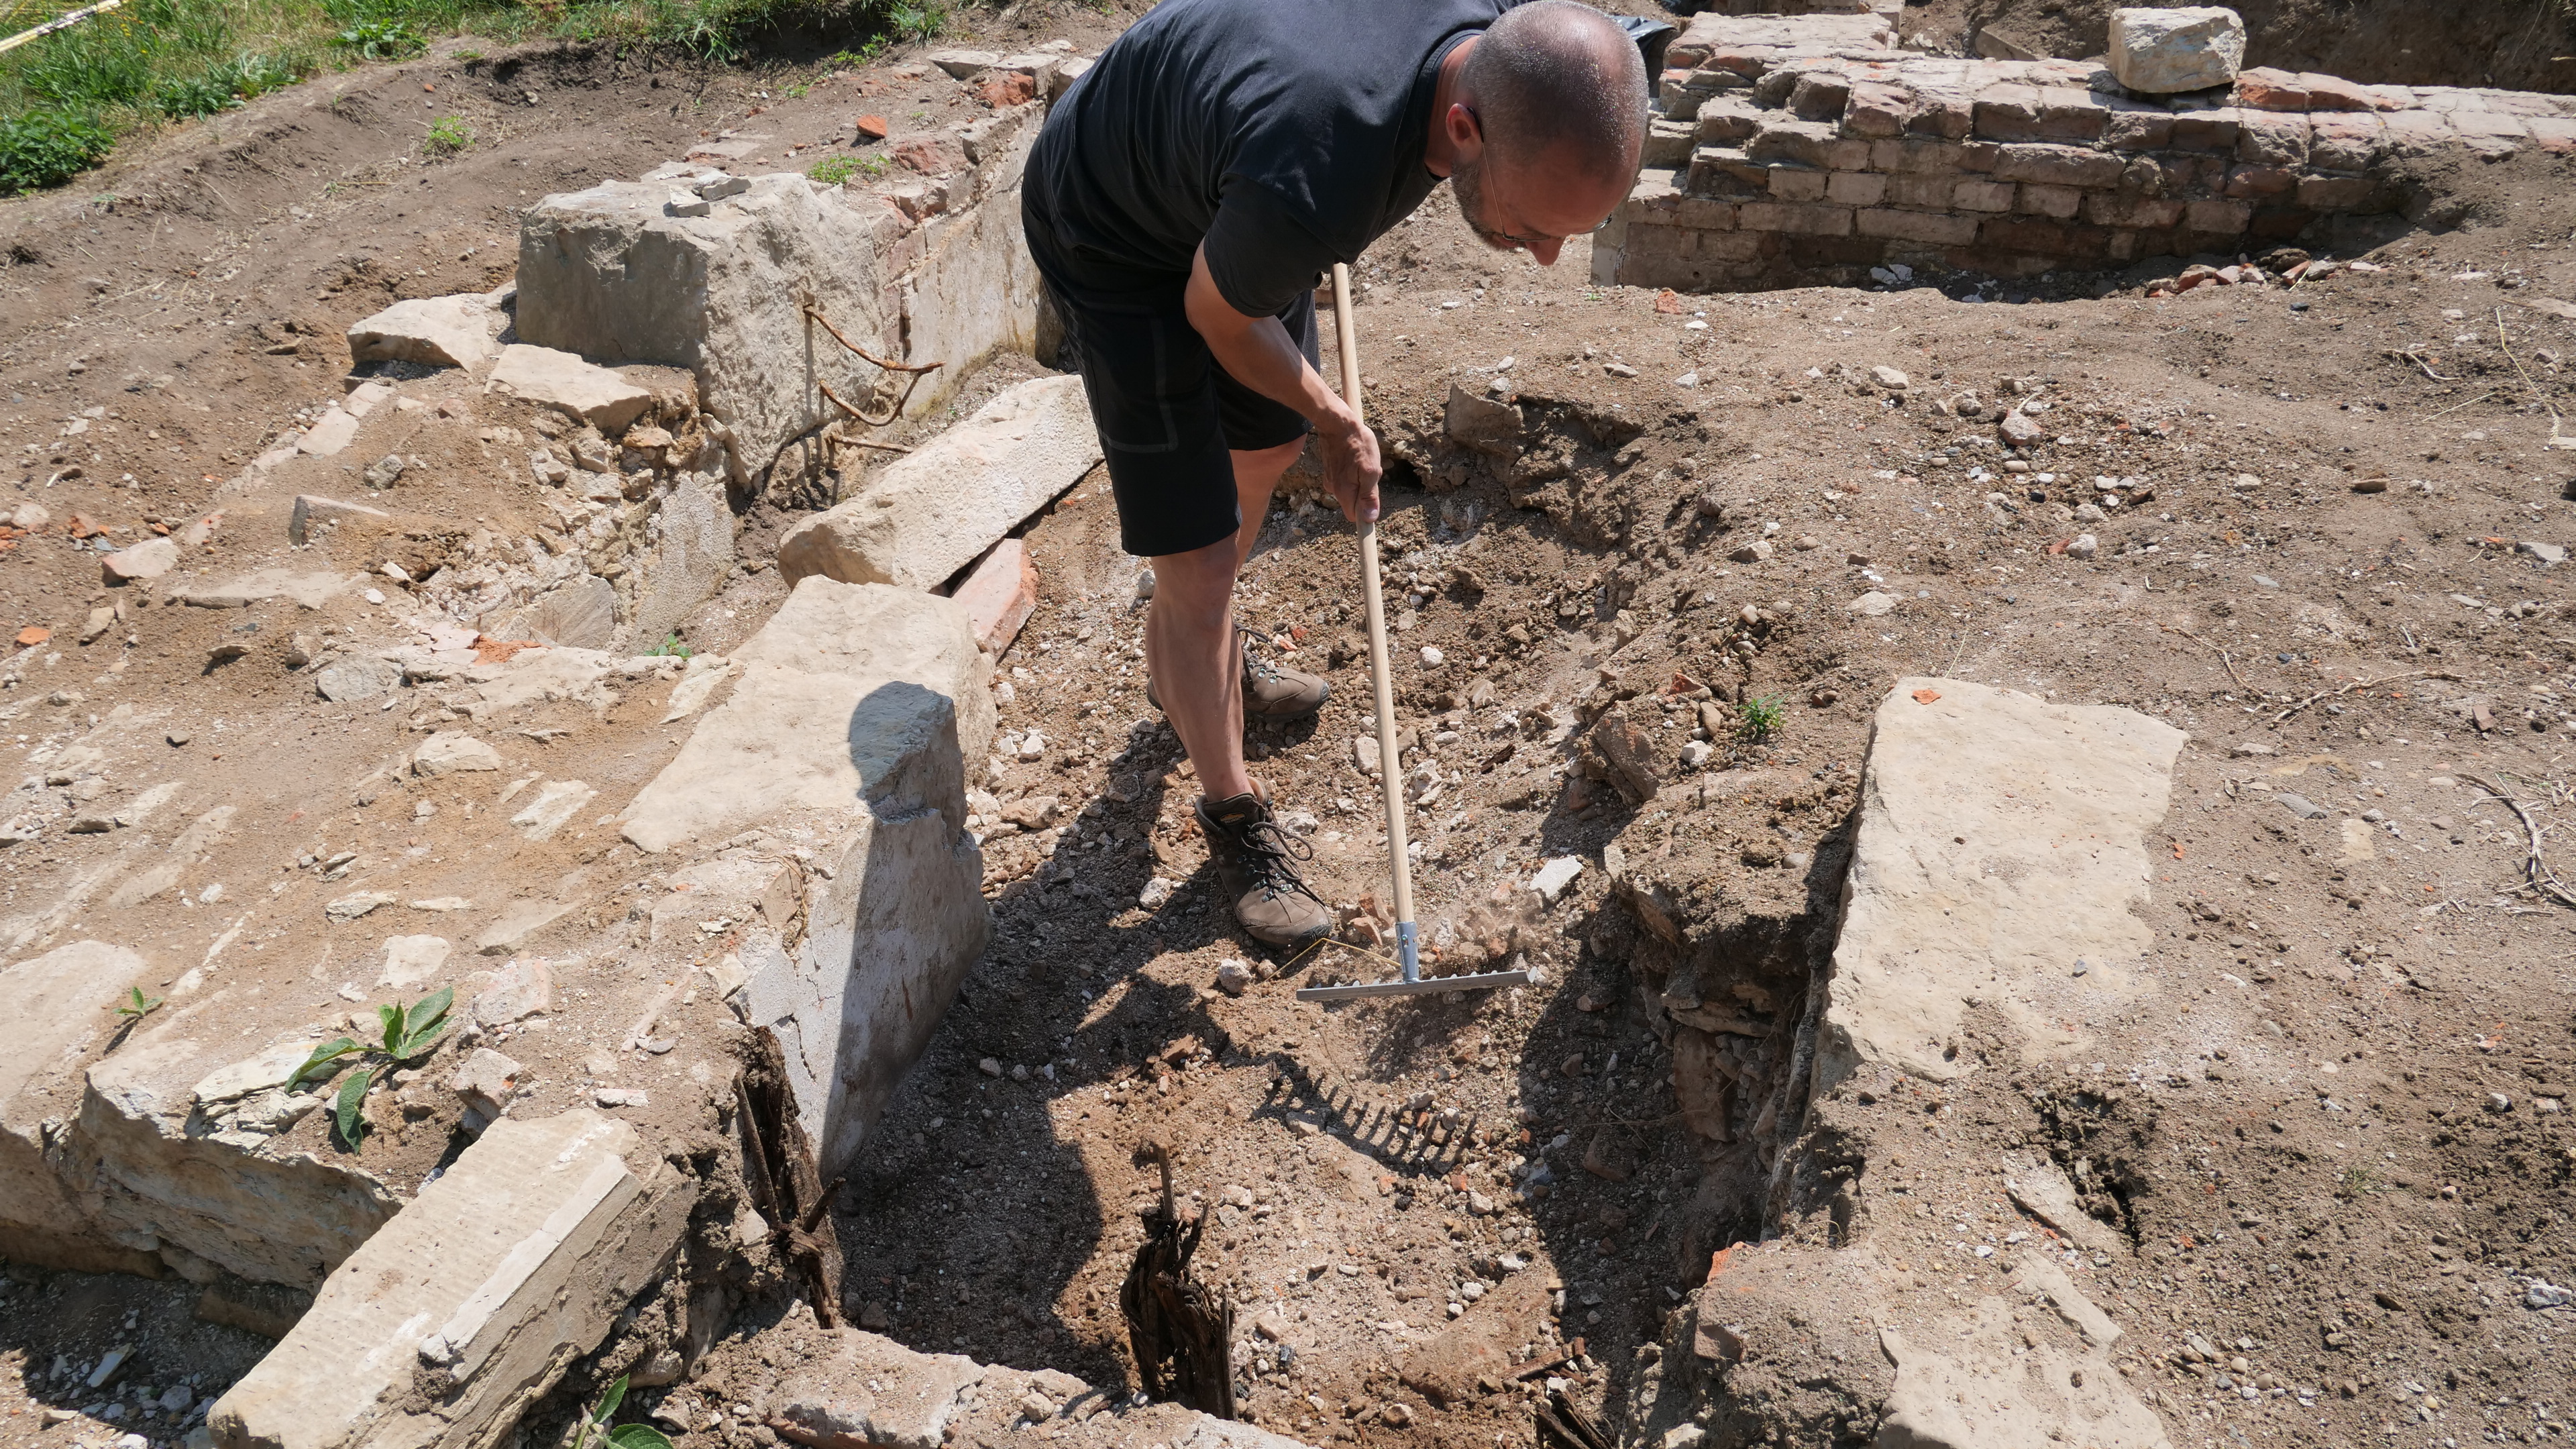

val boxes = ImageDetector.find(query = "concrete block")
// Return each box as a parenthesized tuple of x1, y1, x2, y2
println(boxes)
(775, 376, 1099, 592)
(2108, 5, 2245, 95)
(207, 1111, 696, 1449)
(346, 295, 506, 373)
(515, 174, 889, 482)
(1815, 678, 2182, 1091)
(484, 346, 653, 435)
(949, 537, 1039, 655)
(619, 578, 992, 1171)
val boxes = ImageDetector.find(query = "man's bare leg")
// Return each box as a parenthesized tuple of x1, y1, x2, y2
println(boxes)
(1146, 438, 1304, 800)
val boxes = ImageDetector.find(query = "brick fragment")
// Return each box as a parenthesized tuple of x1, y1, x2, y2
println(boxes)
(2234, 67, 2309, 111)
(1842, 82, 1913, 139)
(2295, 174, 2384, 210)
(1790, 73, 1852, 122)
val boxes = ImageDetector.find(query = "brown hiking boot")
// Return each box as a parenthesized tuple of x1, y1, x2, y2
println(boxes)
(1147, 629, 1330, 722)
(1195, 792, 1332, 950)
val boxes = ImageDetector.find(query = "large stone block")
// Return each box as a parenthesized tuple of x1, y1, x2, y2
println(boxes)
(515, 174, 891, 484)
(346, 294, 507, 373)
(886, 113, 1047, 421)
(484, 346, 653, 435)
(2107, 6, 2245, 95)
(620, 579, 993, 1173)
(0, 941, 165, 1276)
(207, 1111, 696, 1449)
(1815, 678, 2184, 1091)
(624, 472, 736, 650)
(775, 376, 1099, 592)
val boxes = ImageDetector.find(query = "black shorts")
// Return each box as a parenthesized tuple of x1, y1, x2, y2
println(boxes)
(1023, 195, 1316, 560)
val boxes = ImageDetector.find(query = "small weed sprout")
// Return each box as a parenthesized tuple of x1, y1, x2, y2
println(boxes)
(425, 115, 472, 154)
(1736, 694, 1784, 745)
(113, 986, 164, 1021)
(805, 153, 861, 186)
(645, 631, 693, 659)
(287, 985, 455, 1151)
(573, 1378, 674, 1449)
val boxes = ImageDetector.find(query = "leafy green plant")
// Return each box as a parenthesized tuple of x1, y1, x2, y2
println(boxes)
(1735, 694, 1784, 746)
(285, 985, 454, 1150)
(887, 1, 945, 44)
(21, 32, 155, 109)
(334, 17, 425, 58)
(572, 1378, 675, 1449)
(643, 631, 693, 659)
(425, 113, 472, 152)
(113, 985, 164, 1021)
(152, 71, 245, 118)
(0, 109, 113, 192)
(805, 152, 862, 185)
(453, 48, 484, 61)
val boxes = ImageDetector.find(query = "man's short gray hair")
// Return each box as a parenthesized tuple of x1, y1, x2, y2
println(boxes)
(1462, 1, 1648, 182)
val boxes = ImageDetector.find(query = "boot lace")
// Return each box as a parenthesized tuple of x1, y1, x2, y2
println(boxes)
(1238, 625, 1287, 687)
(1224, 811, 1326, 908)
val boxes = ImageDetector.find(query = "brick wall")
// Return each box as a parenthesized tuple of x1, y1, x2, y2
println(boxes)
(1594, 14, 2576, 291)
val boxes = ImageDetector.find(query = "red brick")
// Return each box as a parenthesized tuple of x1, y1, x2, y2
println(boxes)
(2222, 164, 2298, 199)
(1992, 144, 2125, 188)
(2308, 112, 2385, 170)
(2101, 110, 2174, 151)
(1856, 208, 1979, 246)
(2033, 88, 2110, 142)
(1790, 74, 1851, 122)
(1768, 166, 1829, 201)
(953, 538, 1039, 654)
(2183, 198, 2253, 235)
(1825, 171, 1888, 205)
(1736, 203, 1856, 236)
(2298, 73, 2377, 113)
(1841, 82, 1913, 140)
(2015, 183, 2083, 219)
(2237, 112, 2311, 166)
(1882, 174, 1955, 209)
(2295, 174, 2384, 210)
(978, 70, 1037, 107)
(1954, 179, 2017, 212)
(2170, 108, 2243, 153)
(2080, 193, 2186, 228)
(2234, 67, 2310, 111)
(893, 137, 968, 175)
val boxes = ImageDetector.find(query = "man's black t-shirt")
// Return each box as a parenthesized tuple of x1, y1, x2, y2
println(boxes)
(1024, 0, 1528, 317)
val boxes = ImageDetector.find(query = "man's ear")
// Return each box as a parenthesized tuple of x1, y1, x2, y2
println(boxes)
(1444, 102, 1484, 160)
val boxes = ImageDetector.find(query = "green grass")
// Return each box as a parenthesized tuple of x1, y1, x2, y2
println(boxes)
(804, 148, 881, 184)
(0, 0, 948, 195)
(1735, 694, 1784, 746)
(424, 110, 468, 150)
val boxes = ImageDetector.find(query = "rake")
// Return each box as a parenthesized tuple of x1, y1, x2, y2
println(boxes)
(1296, 264, 1533, 1006)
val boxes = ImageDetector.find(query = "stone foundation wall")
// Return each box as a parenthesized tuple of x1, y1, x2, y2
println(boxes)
(1595, 13, 2576, 290)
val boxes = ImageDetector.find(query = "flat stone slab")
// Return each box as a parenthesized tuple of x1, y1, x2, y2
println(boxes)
(208, 1110, 696, 1449)
(619, 578, 993, 1173)
(485, 345, 654, 434)
(175, 569, 359, 610)
(0, 941, 158, 1275)
(1878, 1290, 2168, 1448)
(346, 294, 506, 372)
(1816, 678, 2183, 1089)
(775, 376, 1099, 592)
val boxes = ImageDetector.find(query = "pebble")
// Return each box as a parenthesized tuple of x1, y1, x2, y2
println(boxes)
(1420, 646, 1445, 667)
(2526, 1280, 2571, 1309)
(1139, 877, 1175, 909)
(2067, 533, 2098, 559)
(1215, 960, 1254, 997)
(594, 1087, 648, 1108)
(1674, 371, 1700, 388)
(2273, 794, 2328, 820)
(979, 1057, 1004, 1077)
(1016, 731, 1046, 761)
(1602, 363, 1638, 378)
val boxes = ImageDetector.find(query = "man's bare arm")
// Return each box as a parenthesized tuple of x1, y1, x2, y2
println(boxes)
(1183, 242, 1382, 524)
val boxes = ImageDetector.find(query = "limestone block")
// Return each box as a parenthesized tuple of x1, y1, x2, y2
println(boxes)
(1815, 679, 2183, 1091)
(2106, 6, 2243, 95)
(626, 473, 735, 649)
(484, 346, 653, 435)
(346, 294, 506, 372)
(0, 941, 166, 1276)
(1876, 1297, 2168, 1448)
(287, 496, 390, 547)
(78, 1027, 402, 1287)
(177, 569, 359, 610)
(887, 147, 1046, 421)
(776, 377, 1099, 592)
(620, 578, 992, 1172)
(413, 733, 504, 777)
(514, 175, 890, 482)
(207, 1111, 696, 1449)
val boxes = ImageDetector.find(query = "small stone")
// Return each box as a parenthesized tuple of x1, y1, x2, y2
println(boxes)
(1603, 362, 1638, 378)
(1382, 1403, 1414, 1428)
(447, 1048, 523, 1119)
(1017, 731, 1046, 762)
(1845, 590, 1898, 617)
(2516, 541, 2567, 567)
(1532, 855, 1584, 904)
(413, 731, 503, 776)
(1138, 877, 1175, 910)
(1728, 541, 1774, 564)
(979, 1057, 1004, 1077)
(1674, 371, 1700, 388)
(1870, 365, 1910, 390)
(103, 536, 180, 582)
(1681, 740, 1714, 767)
(2273, 793, 2329, 820)
(1216, 960, 1254, 997)
(1017, 1390, 1056, 1422)
(325, 891, 399, 922)
(594, 1087, 648, 1108)
(2528, 1281, 2573, 1309)
(2000, 410, 2043, 446)
(315, 655, 402, 702)
(1420, 645, 1446, 667)
(2230, 741, 2277, 758)
(2067, 533, 2098, 559)
(2486, 1092, 2514, 1113)
(363, 455, 407, 489)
